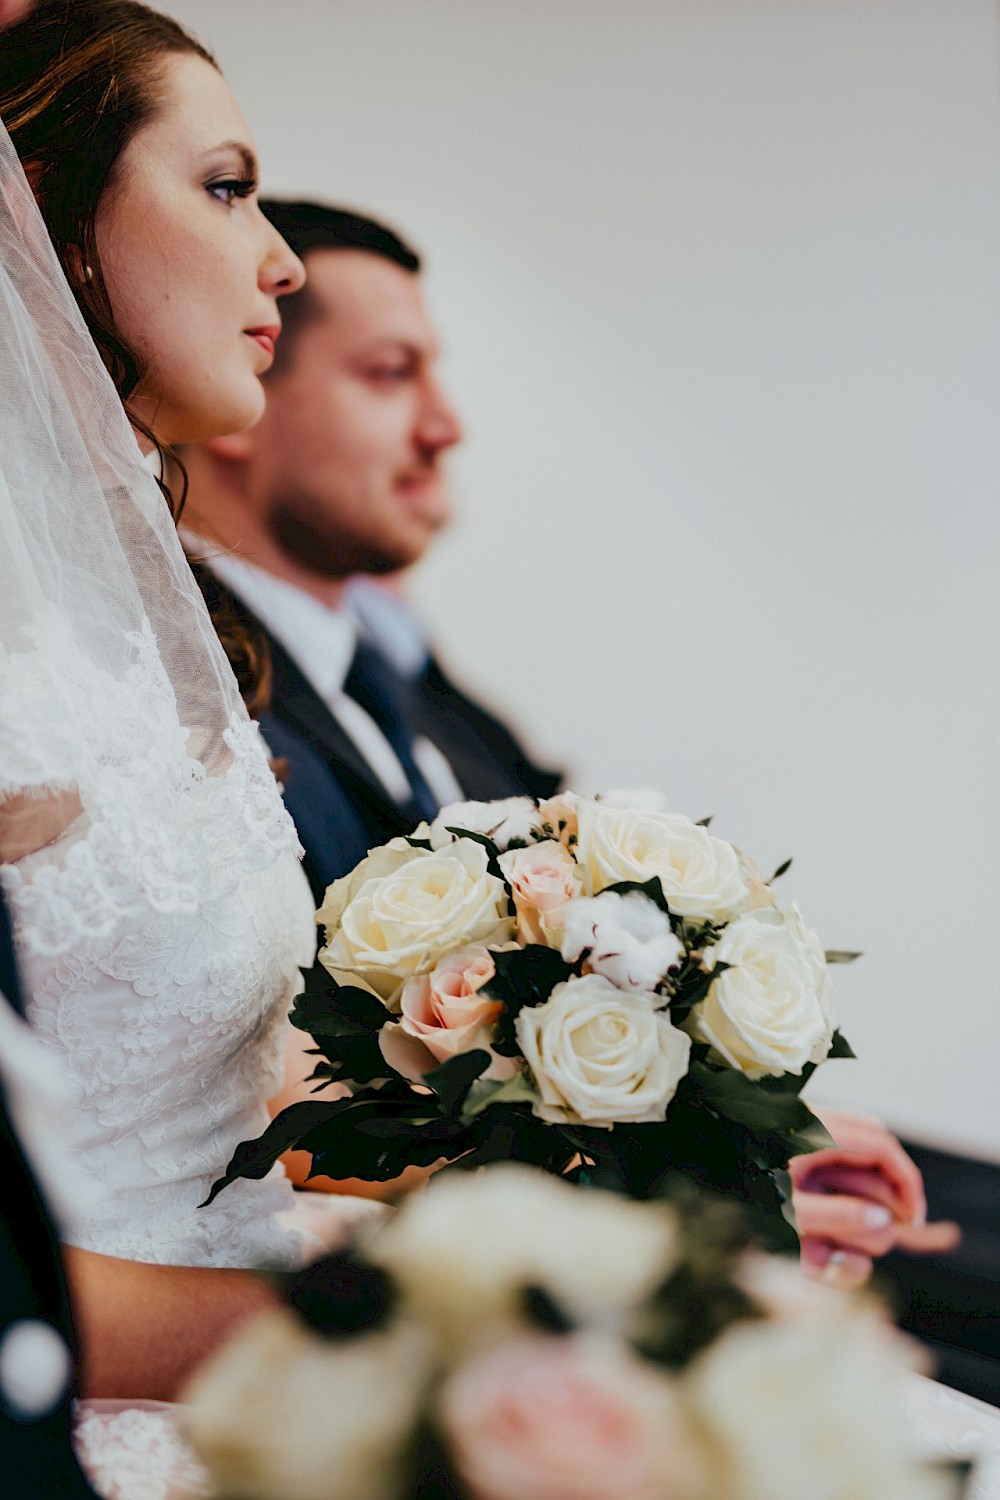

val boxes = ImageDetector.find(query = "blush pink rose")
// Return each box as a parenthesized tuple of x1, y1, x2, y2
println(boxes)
(438, 1335, 685, 1500)
(380, 947, 518, 1082)
(496, 842, 581, 947)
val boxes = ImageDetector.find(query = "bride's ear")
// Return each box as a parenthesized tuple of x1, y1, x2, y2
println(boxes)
(203, 429, 256, 462)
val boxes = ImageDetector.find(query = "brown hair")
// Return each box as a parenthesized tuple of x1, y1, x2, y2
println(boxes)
(0, 0, 271, 711)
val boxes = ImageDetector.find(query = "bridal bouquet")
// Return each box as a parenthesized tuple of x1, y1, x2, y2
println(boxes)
(187, 1167, 960, 1500)
(209, 791, 856, 1246)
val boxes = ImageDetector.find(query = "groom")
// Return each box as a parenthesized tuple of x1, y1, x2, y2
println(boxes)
(182, 200, 560, 903)
(183, 198, 961, 1299)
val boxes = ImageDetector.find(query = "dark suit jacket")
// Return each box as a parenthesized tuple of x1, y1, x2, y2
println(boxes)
(223, 585, 561, 903)
(0, 892, 97, 1498)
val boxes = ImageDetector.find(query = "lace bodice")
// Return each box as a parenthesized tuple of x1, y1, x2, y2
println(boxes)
(1, 634, 319, 1268)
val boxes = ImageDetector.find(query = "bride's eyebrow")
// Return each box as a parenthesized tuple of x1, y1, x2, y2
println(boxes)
(200, 141, 259, 179)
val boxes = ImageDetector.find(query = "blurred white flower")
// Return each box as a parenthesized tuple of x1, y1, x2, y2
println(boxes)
(183, 1309, 432, 1500)
(680, 1308, 951, 1500)
(560, 890, 683, 992)
(368, 1165, 679, 1364)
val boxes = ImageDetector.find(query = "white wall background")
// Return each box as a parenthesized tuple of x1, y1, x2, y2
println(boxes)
(169, 0, 1000, 1156)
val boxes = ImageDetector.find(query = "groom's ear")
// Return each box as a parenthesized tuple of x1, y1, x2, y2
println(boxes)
(203, 428, 256, 462)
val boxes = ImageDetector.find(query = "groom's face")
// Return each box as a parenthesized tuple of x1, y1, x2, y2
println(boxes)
(252, 249, 463, 578)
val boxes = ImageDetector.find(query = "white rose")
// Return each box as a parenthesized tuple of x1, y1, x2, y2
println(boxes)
(575, 801, 749, 924)
(689, 906, 834, 1079)
(682, 1310, 949, 1500)
(515, 974, 691, 1128)
(317, 838, 514, 1007)
(429, 797, 539, 853)
(497, 840, 582, 946)
(561, 890, 683, 993)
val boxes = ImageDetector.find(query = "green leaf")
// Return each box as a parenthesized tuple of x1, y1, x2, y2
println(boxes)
(422, 1049, 491, 1113)
(462, 1070, 541, 1123)
(291, 973, 393, 1038)
(602, 876, 672, 917)
(669, 960, 730, 1023)
(444, 827, 508, 883)
(405, 837, 432, 850)
(486, 945, 574, 1056)
(688, 1061, 834, 1148)
(695, 816, 714, 828)
(201, 1100, 346, 1206)
(826, 1029, 856, 1060)
(825, 950, 863, 965)
(769, 857, 793, 882)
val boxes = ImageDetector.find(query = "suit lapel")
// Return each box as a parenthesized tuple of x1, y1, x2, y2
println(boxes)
(264, 631, 417, 836)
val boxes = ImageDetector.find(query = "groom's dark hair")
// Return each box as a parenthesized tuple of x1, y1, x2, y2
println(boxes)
(259, 199, 422, 372)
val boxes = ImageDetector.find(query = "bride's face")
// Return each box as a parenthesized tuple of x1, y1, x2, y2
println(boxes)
(96, 53, 305, 446)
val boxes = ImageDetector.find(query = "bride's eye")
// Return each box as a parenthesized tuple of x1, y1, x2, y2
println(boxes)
(206, 176, 257, 207)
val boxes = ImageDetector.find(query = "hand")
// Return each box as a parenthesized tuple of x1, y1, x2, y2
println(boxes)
(789, 1106, 961, 1289)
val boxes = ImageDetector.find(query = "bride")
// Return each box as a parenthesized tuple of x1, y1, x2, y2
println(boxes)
(0, 0, 958, 1419)
(0, 0, 378, 1402)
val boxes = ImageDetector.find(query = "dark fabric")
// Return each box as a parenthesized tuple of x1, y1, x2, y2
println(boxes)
(210, 578, 562, 902)
(0, 892, 97, 1498)
(0, 893, 24, 1018)
(877, 1138, 1000, 1408)
(413, 657, 562, 804)
(344, 640, 438, 824)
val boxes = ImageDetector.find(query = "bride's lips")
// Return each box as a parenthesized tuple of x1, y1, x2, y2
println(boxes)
(244, 324, 281, 362)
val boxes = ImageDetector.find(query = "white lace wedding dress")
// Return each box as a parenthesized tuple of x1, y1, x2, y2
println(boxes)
(3, 689, 351, 1272)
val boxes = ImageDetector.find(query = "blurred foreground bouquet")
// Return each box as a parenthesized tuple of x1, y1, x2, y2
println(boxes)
(185, 1167, 961, 1500)
(209, 790, 858, 1247)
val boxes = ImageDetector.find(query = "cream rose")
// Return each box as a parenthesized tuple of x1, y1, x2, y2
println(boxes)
(689, 906, 833, 1079)
(439, 1334, 691, 1500)
(497, 840, 582, 946)
(515, 974, 691, 1128)
(317, 839, 513, 1007)
(380, 946, 518, 1082)
(560, 889, 683, 992)
(575, 801, 749, 923)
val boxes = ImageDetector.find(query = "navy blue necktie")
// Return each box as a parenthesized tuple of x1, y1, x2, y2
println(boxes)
(344, 637, 441, 823)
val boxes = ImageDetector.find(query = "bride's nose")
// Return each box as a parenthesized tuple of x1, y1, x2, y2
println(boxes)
(259, 226, 306, 299)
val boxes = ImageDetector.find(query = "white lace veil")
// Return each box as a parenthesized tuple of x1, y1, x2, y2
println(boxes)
(0, 116, 299, 956)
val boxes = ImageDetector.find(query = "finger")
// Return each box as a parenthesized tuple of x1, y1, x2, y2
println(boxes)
(800, 1237, 873, 1290)
(793, 1191, 899, 1258)
(892, 1219, 962, 1255)
(796, 1164, 903, 1216)
(792, 1113, 926, 1224)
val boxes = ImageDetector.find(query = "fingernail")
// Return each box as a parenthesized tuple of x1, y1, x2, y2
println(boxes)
(863, 1205, 892, 1229)
(820, 1250, 847, 1285)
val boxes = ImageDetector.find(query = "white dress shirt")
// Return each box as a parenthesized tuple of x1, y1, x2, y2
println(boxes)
(190, 541, 463, 808)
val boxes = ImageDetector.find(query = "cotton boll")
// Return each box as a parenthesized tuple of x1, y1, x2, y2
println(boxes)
(560, 890, 682, 992)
